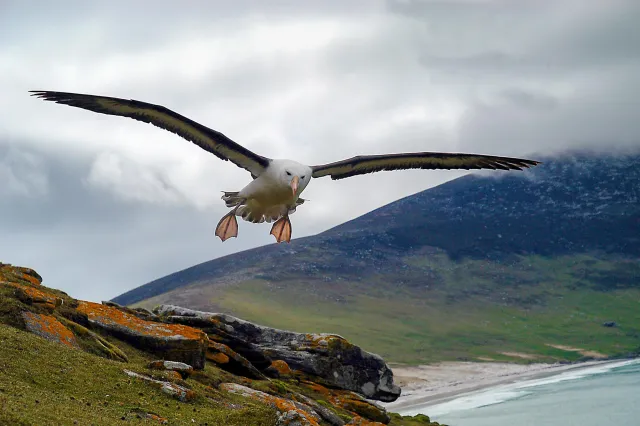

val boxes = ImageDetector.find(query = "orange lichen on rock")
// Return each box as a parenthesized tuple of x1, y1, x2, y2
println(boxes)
(207, 352, 230, 364)
(329, 391, 390, 424)
(0, 264, 43, 286)
(164, 371, 183, 382)
(5, 282, 62, 310)
(206, 341, 267, 380)
(144, 413, 169, 424)
(77, 301, 208, 369)
(22, 312, 78, 348)
(77, 301, 207, 341)
(220, 383, 321, 426)
(21, 272, 42, 286)
(270, 360, 293, 375)
(301, 382, 390, 424)
(302, 333, 348, 351)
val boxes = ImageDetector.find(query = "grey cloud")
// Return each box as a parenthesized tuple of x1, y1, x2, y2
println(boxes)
(0, 0, 639, 301)
(0, 140, 280, 301)
(499, 89, 559, 111)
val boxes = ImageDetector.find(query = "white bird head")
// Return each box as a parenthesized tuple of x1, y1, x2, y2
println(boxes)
(269, 159, 312, 196)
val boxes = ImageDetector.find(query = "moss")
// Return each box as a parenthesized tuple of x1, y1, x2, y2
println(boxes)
(389, 412, 447, 426)
(0, 285, 28, 329)
(270, 380, 289, 395)
(58, 316, 129, 362)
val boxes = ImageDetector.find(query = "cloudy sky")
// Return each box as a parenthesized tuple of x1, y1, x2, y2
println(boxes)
(1, 0, 639, 301)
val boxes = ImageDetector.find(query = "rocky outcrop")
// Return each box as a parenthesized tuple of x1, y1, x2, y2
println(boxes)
(124, 369, 196, 402)
(207, 341, 268, 380)
(148, 360, 194, 378)
(77, 301, 208, 369)
(21, 312, 79, 348)
(155, 305, 401, 402)
(221, 383, 322, 426)
(0, 263, 440, 425)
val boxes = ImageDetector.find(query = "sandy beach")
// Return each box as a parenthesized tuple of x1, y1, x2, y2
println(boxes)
(382, 360, 619, 411)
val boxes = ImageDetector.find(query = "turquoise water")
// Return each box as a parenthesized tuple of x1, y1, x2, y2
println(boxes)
(400, 359, 640, 426)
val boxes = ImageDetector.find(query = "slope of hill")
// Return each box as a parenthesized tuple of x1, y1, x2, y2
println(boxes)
(114, 152, 640, 364)
(1, 262, 441, 425)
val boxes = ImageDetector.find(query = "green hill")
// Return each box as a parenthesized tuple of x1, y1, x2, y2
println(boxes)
(115, 152, 640, 364)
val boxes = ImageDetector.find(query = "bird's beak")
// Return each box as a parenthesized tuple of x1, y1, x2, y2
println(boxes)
(290, 176, 299, 196)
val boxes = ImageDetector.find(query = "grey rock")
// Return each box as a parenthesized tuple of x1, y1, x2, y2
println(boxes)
(220, 383, 321, 426)
(148, 360, 194, 377)
(155, 305, 401, 402)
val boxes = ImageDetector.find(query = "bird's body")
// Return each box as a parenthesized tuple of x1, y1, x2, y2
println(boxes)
(30, 90, 541, 243)
(228, 159, 311, 223)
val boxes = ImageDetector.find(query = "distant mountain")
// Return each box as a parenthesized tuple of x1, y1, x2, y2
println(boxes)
(113, 152, 640, 363)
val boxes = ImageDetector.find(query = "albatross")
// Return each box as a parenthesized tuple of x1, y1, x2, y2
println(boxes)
(30, 90, 541, 243)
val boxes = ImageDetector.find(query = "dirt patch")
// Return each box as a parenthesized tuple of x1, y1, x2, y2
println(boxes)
(545, 344, 608, 359)
(500, 352, 539, 360)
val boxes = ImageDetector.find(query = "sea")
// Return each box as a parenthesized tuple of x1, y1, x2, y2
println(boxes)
(398, 358, 640, 426)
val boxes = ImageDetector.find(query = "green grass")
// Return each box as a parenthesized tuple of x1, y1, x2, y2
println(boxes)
(0, 324, 277, 425)
(134, 252, 640, 365)
(214, 283, 639, 364)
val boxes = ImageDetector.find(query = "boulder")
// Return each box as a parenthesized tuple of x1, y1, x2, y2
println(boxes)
(155, 305, 401, 402)
(21, 312, 79, 348)
(148, 360, 194, 378)
(6, 281, 63, 311)
(77, 301, 208, 369)
(220, 383, 321, 426)
(0, 263, 43, 286)
(154, 305, 273, 370)
(124, 369, 196, 402)
(292, 392, 346, 426)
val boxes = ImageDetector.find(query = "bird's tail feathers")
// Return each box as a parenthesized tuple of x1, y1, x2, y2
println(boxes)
(221, 191, 244, 208)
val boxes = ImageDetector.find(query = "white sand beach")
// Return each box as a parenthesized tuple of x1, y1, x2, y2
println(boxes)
(383, 360, 620, 412)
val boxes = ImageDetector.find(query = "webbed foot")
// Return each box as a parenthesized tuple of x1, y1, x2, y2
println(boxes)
(270, 216, 292, 243)
(215, 213, 239, 242)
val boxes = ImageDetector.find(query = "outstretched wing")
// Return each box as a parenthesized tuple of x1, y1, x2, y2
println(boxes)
(312, 152, 540, 180)
(30, 90, 270, 177)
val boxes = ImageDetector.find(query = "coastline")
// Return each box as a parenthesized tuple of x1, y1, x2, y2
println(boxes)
(383, 359, 626, 412)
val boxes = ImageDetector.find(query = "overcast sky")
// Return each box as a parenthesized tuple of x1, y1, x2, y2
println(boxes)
(1, 0, 639, 302)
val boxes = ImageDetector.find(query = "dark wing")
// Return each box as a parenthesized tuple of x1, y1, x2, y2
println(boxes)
(312, 152, 540, 180)
(30, 90, 270, 177)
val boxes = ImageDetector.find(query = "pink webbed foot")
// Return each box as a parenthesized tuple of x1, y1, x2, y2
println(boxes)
(270, 216, 292, 243)
(215, 213, 239, 242)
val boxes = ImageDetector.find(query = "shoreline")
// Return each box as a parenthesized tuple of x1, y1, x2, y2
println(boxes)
(383, 359, 628, 412)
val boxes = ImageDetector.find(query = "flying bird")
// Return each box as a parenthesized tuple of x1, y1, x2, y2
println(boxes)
(30, 90, 540, 243)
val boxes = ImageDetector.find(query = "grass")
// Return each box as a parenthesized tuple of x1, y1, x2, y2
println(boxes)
(0, 324, 277, 425)
(133, 252, 640, 365)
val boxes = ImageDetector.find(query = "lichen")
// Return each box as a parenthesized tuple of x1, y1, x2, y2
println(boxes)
(21, 312, 78, 348)
(77, 301, 207, 342)
(270, 359, 293, 375)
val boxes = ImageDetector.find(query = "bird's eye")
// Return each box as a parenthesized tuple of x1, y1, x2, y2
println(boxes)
(301, 175, 306, 179)
(286, 171, 292, 176)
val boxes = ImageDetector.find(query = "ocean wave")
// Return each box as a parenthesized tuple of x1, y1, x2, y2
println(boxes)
(400, 358, 640, 417)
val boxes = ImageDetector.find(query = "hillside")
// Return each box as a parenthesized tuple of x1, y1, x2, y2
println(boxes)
(0, 262, 443, 425)
(114, 152, 640, 364)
